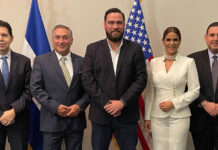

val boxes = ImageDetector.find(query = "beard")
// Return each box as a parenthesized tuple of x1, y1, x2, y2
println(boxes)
(106, 30, 124, 43)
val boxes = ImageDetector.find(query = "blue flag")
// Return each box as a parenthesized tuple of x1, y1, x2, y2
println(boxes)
(22, 0, 51, 149)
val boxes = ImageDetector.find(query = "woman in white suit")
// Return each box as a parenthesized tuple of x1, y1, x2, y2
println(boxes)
(144, 27, 200, 150)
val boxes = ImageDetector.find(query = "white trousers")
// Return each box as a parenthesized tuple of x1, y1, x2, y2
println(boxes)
(151, 117, 190, 150)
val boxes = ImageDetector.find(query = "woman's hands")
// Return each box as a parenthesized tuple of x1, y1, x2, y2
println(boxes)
(144, 120, 151, 134)
(159, 100, 174, 112)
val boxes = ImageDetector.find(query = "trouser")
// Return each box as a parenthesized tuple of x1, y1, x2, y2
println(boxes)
(91, 118, 138, 150)
(151, 117, 190, 150)
(0, 126, 29, 150)
(191, 117, 218, 150)
(42, 128, 84, 150)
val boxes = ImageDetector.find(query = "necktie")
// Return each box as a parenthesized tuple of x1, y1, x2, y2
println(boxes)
(60, 57, 71, 87)
(1, 56, 9, 86)
(212, 55, 218, 92)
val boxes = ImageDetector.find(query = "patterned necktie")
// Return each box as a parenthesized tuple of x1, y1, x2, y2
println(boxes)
(60, 57, 71, 87)
(212, 55, 218, 92)
(1, 56, 9, 86)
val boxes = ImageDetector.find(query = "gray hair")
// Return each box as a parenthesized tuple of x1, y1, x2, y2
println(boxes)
(52, 24, 73, 38)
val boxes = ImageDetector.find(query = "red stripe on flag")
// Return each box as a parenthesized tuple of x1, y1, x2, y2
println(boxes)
(148, 56, 153, 61)
(139, 95, 145, 119)
(137, 123, 150, 150)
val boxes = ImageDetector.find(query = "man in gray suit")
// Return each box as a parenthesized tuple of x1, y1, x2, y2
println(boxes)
(30, 25, 89, 150)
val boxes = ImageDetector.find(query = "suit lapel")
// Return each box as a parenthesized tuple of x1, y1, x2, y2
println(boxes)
(7, 51, 17, 89)
(0, 51, 18, 90)
(201, 50, 214, 92)
(0, 72, 5, 89)
(102, 40, 116, 77)
(50, 51, 69, 88)
(116, 40, 127, 79)
(70, 53, 78, 88)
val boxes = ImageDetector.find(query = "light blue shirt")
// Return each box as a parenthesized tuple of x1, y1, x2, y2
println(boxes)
(0, 50, 11, 72)
(208, 49, 218, 71)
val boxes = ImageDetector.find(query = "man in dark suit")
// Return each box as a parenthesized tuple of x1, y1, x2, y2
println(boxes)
(189, 22, 218, 150)
(0, 20, 31, 150)
(30, 25, 89, 150)
(82, 8, 147, 150)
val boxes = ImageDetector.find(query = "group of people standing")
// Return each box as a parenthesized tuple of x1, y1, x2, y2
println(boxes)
(0, 7, 217, 150)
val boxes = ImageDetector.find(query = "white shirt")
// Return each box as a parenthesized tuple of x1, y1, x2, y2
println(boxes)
(55, 51, 73, 79)
(0, 50, 11, 72)
(107, 39, 123, 75)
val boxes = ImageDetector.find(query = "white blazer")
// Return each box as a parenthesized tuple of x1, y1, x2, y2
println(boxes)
(144, 53, 200, 120)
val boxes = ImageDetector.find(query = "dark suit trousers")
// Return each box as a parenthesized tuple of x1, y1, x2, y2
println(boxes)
(42, 127, 84, 150)
(191, 117, 218, 150)
(0, 126, 29, 150)
(91, 118, 138, 150)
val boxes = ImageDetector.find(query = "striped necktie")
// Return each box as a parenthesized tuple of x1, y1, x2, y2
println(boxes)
(1, 56, 9, 86)
(60, 57, 71, 87)
(212, 55, 218, 92)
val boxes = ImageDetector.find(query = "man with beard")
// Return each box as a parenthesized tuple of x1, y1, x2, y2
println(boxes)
(189, 22, 218, 150)
(82, 8, 147, 150)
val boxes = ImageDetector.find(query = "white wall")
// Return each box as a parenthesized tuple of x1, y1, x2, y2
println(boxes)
(1, 0, 217, 149)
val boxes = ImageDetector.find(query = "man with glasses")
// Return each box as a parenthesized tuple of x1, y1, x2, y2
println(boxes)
(82, 8, 147, 150)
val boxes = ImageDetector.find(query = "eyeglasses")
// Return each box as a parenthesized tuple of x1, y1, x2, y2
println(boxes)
(106, 21, 124, 25)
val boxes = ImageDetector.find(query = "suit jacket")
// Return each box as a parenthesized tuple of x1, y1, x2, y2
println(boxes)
(0, 51, 31, 128)
(144, 53, 200, 120)
(82, 39, 147, 124)
(30, 51, 89, 133)
(189, 49, 218, 134)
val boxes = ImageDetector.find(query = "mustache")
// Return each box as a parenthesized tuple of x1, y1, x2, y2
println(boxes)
(111, 29, 121, 33)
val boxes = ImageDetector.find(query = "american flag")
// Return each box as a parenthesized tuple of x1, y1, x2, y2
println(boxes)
(124, 0, 153, 61)
(124, 0, 153, 150)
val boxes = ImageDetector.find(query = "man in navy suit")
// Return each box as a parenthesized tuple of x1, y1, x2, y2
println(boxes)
(82, 8, 147, 150)
(0, 20, 31, 150)
(189, 22, 218, 150)
(30, 25, 89, 150)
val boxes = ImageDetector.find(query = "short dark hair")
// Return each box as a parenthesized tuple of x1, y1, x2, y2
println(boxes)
(0, 20, 13, 36)
(206, 22, 218, 34)
(104, 8, 125, 22)
(52, 24, 73, 38)
(162, 27, 181, 41)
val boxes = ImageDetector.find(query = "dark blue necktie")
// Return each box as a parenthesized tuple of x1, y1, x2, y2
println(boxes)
(1, 56, 9, 86)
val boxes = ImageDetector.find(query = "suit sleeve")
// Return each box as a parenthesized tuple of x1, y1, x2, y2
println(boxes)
(75, 93, 89, 111)
(172, 59, 200, 110)
(120, 46, 147, 106)
(10, 58, 31, 115)
(0, 110, 3, 117)
(82, 46, 110, 107)
(30, 57, 60, 114)
(188, 54, 207, 106)
(143, 60, 153, 120)
(75, 65, 89, 111)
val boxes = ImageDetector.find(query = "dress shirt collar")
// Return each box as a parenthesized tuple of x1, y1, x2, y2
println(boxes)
(208, 49, 218, 69)
(107, 39, 123, 52)
(208, 48, 218, 59)
(0, 50, 11, 72)
(0, 49, 11, 59)
(55, 50, 71, 61)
